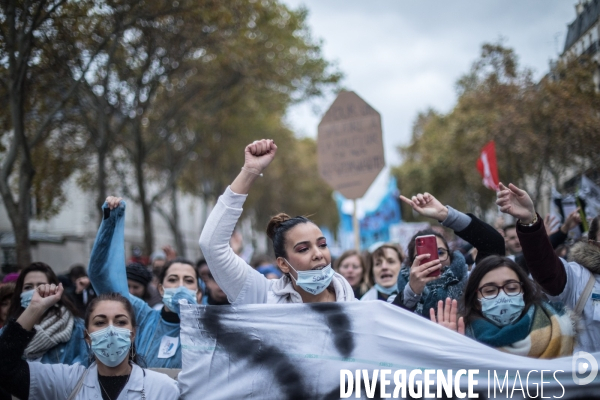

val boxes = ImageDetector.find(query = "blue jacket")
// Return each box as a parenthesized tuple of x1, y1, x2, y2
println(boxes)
(0, 317, 89, 366)
(88, 202, 182, 368)
(39, 318, 89, 365)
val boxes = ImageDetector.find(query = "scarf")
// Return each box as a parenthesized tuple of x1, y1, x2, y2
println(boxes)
(467, 302, 575, 359)
(396, 251, 468, 316)
(24, 306, 74, 359)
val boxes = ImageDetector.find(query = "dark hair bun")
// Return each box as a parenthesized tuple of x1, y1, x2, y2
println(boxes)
(266, 213, 291, 240)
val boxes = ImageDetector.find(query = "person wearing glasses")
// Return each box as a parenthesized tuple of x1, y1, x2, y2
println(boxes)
(496, 182, 596, 353)
(390, 192, 505, 316)
(430, 255, 575, 358)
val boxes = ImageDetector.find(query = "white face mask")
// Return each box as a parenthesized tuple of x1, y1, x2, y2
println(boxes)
(162, 286, 198, 316)
(284, 259, 335, 295)
(480, 292, 525, 327)
(20, 289, 35, 308)
(89, 325, 132, 367)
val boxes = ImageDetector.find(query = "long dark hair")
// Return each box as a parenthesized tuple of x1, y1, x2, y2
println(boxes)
(8, 262, 80, 320)
(84, 292, 144, 367)
(406, 229, 452, 265)
(461, 255, 543, 326)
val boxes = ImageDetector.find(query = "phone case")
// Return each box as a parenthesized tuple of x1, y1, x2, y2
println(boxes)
(415, 235, 441, 277)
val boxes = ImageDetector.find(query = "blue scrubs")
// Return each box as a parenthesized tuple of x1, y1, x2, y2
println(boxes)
(88, 202, 182, 368)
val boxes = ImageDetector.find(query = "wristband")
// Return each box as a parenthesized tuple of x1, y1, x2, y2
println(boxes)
(518, 213, 538, 227)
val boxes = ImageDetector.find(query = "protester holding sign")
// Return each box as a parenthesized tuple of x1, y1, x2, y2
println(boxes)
(88, 198, 203, 368)
(390, 192, 505, 316)
(432, 255, 575, 358)
(3, 262, 88, 366)
(496, 182, 600, 353)
(199, 139, 355, 304)
(0, 287, 179, 399)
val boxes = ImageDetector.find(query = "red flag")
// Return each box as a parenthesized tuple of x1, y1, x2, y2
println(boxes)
(476, 141, 499, 191)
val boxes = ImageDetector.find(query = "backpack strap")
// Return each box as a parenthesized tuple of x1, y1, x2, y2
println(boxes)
(66, 366, 90, 400)
(575, 273, 596, 316)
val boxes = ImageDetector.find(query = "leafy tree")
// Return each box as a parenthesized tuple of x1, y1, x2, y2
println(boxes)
(116, 0, 341, 254)
(394, 42, 600, 220)
(0, 0, 124, 267)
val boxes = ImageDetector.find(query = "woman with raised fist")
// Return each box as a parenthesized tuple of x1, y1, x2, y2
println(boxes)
(199, 139, 355, 304)
(0, 286, 179, 399)
(4, 262, 88, 365)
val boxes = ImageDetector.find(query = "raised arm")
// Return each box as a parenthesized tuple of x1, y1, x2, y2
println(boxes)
(199, 139, 277, 302)
(400, 192, 505, 262)
(88, 198, 158, 327)
(0, 283, 64, 399)
(548, 209, 582, 249)
(496, 183, 567, 295)
(88, 197, 129, 297)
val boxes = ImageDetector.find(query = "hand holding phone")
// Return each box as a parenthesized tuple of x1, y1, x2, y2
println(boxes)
(416, 235, 441, 277)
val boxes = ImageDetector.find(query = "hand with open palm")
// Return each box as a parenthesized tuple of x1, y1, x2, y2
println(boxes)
(430, 297, 465, 335)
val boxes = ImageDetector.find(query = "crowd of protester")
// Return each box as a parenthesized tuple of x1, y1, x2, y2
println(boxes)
(0, 138, 598, 398)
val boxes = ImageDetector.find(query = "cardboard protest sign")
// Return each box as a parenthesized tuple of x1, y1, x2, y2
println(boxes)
(318, 91, 385, 199)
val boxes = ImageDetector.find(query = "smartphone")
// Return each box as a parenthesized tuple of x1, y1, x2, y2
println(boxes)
(415, 235, 440, 277)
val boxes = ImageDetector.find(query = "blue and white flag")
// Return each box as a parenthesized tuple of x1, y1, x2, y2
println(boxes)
(179, 301, 600, 399)
(336, 176, 402, 250)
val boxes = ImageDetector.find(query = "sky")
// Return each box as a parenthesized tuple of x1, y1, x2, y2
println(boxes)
(280, 0, 577, 169)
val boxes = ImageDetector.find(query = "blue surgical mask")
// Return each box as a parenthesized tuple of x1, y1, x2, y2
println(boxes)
(162, 286, 198, 316)
(375, 283, 398, 296)
(89, 325, 132, 367)
(284, 259, 335, 295)
(20, 290, 34, 309)
(480, 292, 525, 327)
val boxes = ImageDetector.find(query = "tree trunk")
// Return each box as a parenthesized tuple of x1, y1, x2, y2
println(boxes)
(14, 184, 33, 268)
(135, 157, 154, 255)
(1, 84, 35, 269)
(170, 187, 186, 256)
(0, 170, 33, 269)
(155, 189, 186, 258)
(96, 139, 108, 219)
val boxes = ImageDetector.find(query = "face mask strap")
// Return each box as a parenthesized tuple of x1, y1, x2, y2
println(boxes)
(283, 259, 298, 282)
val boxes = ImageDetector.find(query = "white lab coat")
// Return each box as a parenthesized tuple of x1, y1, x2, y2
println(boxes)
(199, 186, 356, 305)
(552, 259, 600, 353)
(360, 286, 379, 301)
(28, 361, 179, 400)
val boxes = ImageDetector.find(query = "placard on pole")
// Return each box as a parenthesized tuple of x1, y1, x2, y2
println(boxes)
(317, 90, 385, 250)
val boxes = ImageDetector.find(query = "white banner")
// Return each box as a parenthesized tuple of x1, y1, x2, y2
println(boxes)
(179, 301, 600, 399)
